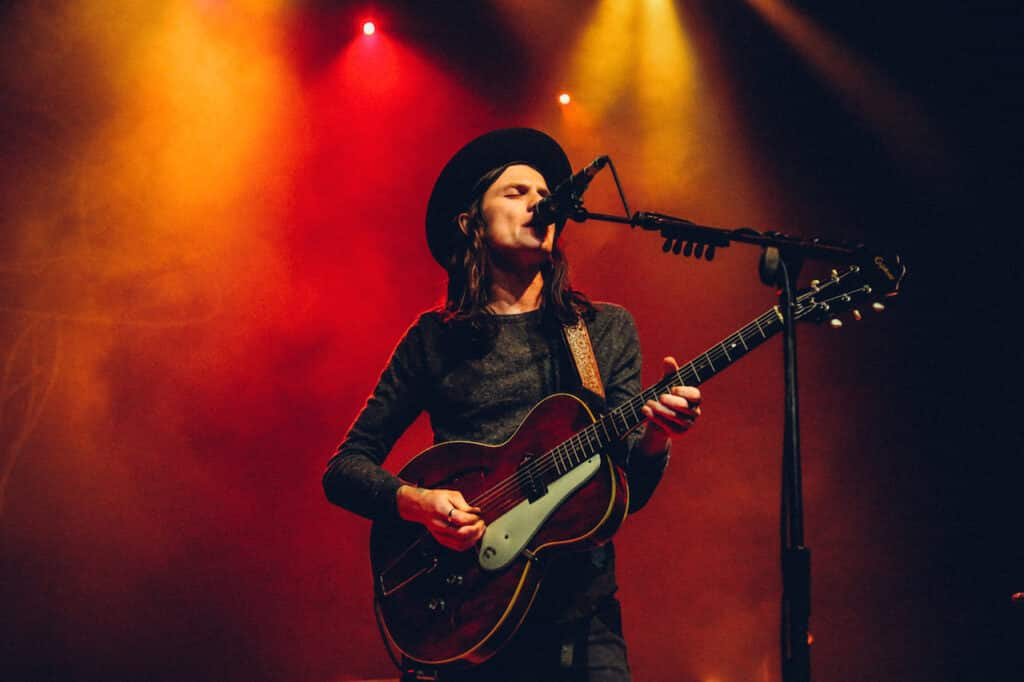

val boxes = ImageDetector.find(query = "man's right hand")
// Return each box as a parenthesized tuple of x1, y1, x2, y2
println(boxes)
(396, 485, 486, 552)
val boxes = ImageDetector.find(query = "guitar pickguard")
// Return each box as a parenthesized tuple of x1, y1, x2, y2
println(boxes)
(478, 454, 601, 571)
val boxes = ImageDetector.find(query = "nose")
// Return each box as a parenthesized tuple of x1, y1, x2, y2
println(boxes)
(526, 193, 550, 227)
(527, 188, 544, 209)
(527, 187, 551, 216)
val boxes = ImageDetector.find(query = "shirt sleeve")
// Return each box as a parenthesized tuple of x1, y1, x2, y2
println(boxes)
(598, 305, 670, 513)
(322, 317, 430, 521)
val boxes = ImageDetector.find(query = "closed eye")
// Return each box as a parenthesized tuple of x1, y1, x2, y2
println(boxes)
(503, 184, 549, 198)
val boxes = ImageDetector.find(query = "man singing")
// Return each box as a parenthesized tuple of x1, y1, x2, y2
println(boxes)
(324, 128, 702, 681)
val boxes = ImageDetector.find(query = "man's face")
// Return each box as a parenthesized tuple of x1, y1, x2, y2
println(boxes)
(473, 164, 555, 268)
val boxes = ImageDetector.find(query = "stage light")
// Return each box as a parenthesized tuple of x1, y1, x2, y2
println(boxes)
(362, 21, 375, 36)
(558, 92, 571, 105)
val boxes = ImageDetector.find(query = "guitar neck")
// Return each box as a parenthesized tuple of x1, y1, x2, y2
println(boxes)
(549, 305, 785, 474)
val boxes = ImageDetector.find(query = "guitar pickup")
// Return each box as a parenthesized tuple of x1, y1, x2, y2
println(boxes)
(517, 457, 548, 502)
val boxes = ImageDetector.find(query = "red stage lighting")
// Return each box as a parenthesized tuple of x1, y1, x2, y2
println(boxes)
(362, 21, 376, 36)
(558, 92, 571, 105)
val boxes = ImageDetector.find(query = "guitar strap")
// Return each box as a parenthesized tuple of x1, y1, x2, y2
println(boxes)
(562, 316, 605, 400)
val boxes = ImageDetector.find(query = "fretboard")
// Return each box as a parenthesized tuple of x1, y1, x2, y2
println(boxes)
(547, 305, 785, 476)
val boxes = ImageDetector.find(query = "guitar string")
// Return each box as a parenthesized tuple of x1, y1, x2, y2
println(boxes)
(466, 284, 868, 516)
(464, 310, 786, 516)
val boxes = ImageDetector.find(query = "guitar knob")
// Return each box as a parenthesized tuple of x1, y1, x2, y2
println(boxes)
(852, 309, 862, 321)
(445, 574, 464, 587)
(872, 302, 885, 312)
(427, 597, 447, 613)
(829, 318, 843, 328)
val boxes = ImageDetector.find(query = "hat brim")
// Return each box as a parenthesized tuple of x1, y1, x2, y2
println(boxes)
(425, 128, 572, 270)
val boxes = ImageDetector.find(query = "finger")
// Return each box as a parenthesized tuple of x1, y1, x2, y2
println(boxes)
(459, 520, 486, 542)
(448, 508, 482, 527)
(644, 409, 688, 435)
(644, 399, 697, 433)
(663, 356, 681, 373)
(431, 491, 476, 528)
(669, 385, 701, 406)
(649, 396, 696, 420)
(661, 392, 701, 415)
(446, 490, 477, 512)
(643, 402, 684, 433)
(434, 520, 486, 551)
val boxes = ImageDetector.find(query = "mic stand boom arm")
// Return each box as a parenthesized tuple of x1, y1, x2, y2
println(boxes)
(579, 208, 867, 264)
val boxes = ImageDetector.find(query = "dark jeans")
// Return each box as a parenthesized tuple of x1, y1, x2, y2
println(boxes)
(403, 598, 631, 682)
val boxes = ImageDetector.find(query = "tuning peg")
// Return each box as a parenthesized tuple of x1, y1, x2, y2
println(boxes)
(829, 318, 843, 328)
(872, 302, 885, 312)
(830, 269, 839, 280)
(852, 309, 862, 321)
(809, 279, 821, 290)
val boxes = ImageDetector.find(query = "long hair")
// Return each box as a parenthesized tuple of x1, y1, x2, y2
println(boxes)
(441, 165, 594, 335)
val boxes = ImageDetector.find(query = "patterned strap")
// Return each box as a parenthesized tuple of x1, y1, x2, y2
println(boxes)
(562, 317, 605, 399)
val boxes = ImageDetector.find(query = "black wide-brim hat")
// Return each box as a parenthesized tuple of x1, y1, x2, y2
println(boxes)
(425, 128, 572, 270)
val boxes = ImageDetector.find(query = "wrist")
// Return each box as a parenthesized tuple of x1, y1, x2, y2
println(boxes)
(396, 484, 423, 521)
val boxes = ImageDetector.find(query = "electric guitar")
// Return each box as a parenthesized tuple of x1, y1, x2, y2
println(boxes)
(369, 255, 905, 667)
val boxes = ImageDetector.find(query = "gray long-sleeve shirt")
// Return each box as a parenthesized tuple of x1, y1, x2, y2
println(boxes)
(324, 302, 669, 620)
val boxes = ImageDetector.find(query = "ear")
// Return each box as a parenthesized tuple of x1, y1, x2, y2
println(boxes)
(457, 212, 470, 236)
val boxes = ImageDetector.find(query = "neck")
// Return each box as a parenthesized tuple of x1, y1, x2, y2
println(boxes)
(488, 264, 545, 315)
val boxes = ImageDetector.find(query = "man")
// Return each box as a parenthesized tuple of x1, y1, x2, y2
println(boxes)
(324, 128, 702, 681)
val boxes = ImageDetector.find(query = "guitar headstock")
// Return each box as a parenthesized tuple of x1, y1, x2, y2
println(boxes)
(794, 254, 906, 326)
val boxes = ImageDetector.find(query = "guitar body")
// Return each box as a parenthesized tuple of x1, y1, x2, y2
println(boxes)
(369, 393, 630, 666)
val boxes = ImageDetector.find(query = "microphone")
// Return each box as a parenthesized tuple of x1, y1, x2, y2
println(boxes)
(532, 155, 610, 226)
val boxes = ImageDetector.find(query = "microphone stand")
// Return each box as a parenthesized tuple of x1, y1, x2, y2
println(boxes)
(571, 202, 867, 682)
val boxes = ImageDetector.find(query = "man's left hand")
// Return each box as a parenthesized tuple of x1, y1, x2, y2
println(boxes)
(641, 356, 701, 435)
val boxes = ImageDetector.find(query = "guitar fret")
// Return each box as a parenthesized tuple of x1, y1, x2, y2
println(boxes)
(738, 332, 750, 351)
(720, 341, 732, 362)
(689, 361, 702, 383)
(754, 317, 765, 338)
(704, 351, 716, 372)
(570, 437, 584, 465)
